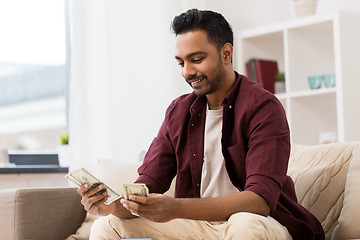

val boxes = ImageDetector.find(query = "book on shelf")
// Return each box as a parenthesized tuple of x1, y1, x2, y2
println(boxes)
(246, 59, 258, 83)
(245, 58, 279, 94)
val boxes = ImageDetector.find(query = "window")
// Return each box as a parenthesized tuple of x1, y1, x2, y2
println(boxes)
(0, 0, 68, 152)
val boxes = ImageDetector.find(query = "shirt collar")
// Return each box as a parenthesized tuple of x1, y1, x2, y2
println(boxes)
(221, 71, 241, 107)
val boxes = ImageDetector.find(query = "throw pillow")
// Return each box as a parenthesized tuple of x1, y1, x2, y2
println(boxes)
(287, 143, 359, 239)
(96, 159, 143, 194)
(331, 145, 360, 240)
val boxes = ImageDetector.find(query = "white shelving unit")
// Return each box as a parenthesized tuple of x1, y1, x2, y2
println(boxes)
(235, 12, 360, 145)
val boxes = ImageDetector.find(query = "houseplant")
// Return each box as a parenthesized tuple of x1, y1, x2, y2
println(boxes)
(58, 131, 70, 167)
(275, 72, 286, 94)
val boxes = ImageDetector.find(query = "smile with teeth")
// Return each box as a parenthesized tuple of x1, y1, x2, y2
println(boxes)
(191, 77, 204, 87)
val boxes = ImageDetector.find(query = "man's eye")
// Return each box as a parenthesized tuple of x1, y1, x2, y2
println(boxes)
(193, 58, 204, 63)
(178, 62, 184, 67)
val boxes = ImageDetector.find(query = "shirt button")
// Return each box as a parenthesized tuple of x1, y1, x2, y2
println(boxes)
(199, 114, 201, 116)
(192, 108, 195, 111)
(229, 105, 232, 109)
(193, 153, 196, 157)
(191, 123, 194, 127)
(197, 183, 200, 187)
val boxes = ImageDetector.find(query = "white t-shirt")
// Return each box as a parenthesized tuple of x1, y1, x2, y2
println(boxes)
(200, 106, 240, 198)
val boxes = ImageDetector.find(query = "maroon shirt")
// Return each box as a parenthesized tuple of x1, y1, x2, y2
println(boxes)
(136, 72, 324, 240)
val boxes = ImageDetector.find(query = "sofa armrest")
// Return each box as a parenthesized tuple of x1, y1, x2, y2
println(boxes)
(0, 187, 86, 240)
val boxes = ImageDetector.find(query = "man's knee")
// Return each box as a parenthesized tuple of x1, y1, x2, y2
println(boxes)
(221, 212, 291, 240)
(90, 216, 153, 239)
(90, 215, 121, 240)
(226, 212, 266, 237)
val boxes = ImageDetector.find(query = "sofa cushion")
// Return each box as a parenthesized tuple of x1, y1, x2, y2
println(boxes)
(0, 188, 86, 240)
(331, 145, 360, 240)
(287, 142, 360, 240)
(0, 188, 17, 240)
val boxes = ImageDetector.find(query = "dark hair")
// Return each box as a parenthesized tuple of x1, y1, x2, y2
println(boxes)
(171, 9, 233, 50)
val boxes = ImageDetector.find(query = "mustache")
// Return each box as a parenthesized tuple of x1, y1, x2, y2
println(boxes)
(186, 74, 207, 83)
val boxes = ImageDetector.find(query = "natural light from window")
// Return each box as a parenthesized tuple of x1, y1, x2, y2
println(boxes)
(0, 0, 68, 151)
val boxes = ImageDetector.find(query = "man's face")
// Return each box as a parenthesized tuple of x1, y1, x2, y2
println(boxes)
(175, 30, 226, 96)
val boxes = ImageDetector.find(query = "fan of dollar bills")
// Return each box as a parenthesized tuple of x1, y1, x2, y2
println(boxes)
(65, 168, 148, 205)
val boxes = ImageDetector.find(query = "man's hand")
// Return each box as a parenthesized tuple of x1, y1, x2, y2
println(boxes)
(77, 183, 116, 216)
(120, 194, 179, 222)
(121, 191, 270, 222)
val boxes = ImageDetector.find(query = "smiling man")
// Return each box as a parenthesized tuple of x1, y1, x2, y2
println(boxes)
(78, 9, 325, 240)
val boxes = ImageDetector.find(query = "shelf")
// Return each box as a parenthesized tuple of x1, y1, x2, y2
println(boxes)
(237, 11, 360, 144)
(241, 27, 283, 41)
(289, 87, 336, 99)
(240, 13, 336, 39)
(290, 93, 337, 145)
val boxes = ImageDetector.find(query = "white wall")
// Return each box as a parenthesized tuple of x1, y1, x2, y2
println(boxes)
(199, 0, 360, 29)
(106, 1, 191, 163)
(198, 0, 291, 30)
(68, 0, 360, 172)
(69, 0, 198, 171)
(317, 0, 360, 14)
(69, 0, 111, 171)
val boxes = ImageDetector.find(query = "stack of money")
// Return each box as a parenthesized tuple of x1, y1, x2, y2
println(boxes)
(123, 183, 149, 200)
(65, 168, 122, 205)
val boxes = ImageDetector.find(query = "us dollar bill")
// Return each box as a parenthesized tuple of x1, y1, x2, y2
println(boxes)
(123, 183, 149, 200)
(65, 168, 122, 205)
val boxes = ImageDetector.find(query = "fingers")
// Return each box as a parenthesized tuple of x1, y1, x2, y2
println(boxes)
(120, 194, 174, 222)
(81, 188, 107, 205)
(83, 191, 108, 212)
(128, 195, 147, 204)
(129, 193, 159, 204)
(76, 183, 89, 196)
(78, 183, 108, 213)
(77, 183, 103, 197)
(121, 194, 160, 215)
(86, 184, 105, 197)
(78, 183, 105, 199)
(120, 198, 142, 216)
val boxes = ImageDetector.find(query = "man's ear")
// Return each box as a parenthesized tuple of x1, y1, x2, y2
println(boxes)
(221, 43, 233, 65)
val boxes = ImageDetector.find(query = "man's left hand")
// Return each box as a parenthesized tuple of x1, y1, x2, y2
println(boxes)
(120, 193, 178, 222)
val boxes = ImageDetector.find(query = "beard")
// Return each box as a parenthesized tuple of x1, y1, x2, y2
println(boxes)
(186, 57, 226, 97)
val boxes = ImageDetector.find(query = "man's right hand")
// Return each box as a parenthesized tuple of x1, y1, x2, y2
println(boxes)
(77, 183, 116, 216)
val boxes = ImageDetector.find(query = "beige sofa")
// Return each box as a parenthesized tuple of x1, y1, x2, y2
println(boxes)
(0, 142, 359, 240)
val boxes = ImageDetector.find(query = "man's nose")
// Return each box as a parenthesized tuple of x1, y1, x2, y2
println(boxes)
(182, 63, 196, 79)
